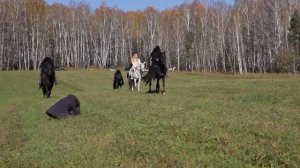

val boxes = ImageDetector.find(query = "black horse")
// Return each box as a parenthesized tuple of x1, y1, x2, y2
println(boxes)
(39, 57, 56, 98)
(113, 69, 124, 89)
(142, 46, 167, 93)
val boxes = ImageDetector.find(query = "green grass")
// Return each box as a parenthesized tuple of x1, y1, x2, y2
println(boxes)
(0, 70, 299, 167)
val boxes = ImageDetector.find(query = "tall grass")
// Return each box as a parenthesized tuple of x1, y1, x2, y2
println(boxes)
(0, 70, 299, 167)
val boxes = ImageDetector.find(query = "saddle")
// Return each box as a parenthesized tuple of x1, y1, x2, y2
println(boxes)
(129, 67, 141, 79)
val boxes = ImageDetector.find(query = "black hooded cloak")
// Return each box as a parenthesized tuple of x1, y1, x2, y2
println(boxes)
(46, 94, 80, 119)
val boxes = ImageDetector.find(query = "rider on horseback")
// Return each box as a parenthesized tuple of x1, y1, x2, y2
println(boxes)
(129, 53, 141, 79)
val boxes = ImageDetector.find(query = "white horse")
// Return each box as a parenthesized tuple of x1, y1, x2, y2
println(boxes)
(128, 62, 145, 91)
(140, 62, 146, 75)
(168, 66, 176, 71)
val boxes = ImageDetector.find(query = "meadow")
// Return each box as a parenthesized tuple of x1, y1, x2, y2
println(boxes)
(0, 70, 299, 167)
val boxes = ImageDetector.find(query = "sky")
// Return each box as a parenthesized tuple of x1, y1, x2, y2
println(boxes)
(46, 0, 235, 11)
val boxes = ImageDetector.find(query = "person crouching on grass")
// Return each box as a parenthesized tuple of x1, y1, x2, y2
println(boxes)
(46, 94, 80, 119)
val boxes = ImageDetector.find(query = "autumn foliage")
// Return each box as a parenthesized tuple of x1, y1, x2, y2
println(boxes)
(0, 0, 299, 73)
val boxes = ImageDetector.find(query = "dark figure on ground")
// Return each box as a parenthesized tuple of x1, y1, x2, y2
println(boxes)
(46, 94, 80, 119)
(39, 57, 56, 98)
(113, 69, 124, 89)
(142, 46, 168, 93)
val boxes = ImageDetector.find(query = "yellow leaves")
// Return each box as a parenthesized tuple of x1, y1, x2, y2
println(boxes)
(161, 9, 180, 23)
(126, 11, 146, 38)
(144, 6, 158, 14)
(47, 3, 72, 22)
(93, 5, 114, 22)
(192, 1, 205, 19)
(25, 0, 46, 26)
(160, 9, 182, 32)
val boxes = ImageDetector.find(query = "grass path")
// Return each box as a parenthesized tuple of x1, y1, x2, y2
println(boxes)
(0, 70, 299, 167)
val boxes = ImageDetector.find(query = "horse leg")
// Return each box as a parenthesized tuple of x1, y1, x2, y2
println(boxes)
(45, 86, 50, 98)
(48, 90, 51, 98)
(127, 72, 131, 89)
(42, 86, 46, 98)
(148, 81, 152, 93)
(129, 80, 132, 90)
(156, 78, 160, 93)
(131, 80, 134, 91)
(162, 77, 165, 93)
(49, 82, 54, 95)
(137, 78, 141, 91)
(134, 79, 136, 91)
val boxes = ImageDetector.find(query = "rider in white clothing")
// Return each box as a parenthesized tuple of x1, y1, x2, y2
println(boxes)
(130, 53, 141, 79)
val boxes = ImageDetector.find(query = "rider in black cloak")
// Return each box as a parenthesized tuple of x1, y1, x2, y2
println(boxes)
(39, 57, 56, 98)
(142, 46, 167, 93)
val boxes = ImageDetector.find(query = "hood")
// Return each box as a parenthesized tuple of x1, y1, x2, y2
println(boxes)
(67, 94, 78, 102)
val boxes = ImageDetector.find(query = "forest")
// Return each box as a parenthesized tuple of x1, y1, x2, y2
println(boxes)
(0, 0, 299, 73)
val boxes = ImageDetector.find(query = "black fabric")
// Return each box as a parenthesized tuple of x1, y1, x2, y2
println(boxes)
(46, 94, 80, 119)
(39, 57, 56, 98)
(113, 69, 124, 89)
(125, 63, 133, 71)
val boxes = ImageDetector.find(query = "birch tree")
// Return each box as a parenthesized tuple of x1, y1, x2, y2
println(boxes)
(0, 0, 299, 72)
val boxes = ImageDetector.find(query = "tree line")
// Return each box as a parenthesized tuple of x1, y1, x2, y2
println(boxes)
(0, 0, 300, 73)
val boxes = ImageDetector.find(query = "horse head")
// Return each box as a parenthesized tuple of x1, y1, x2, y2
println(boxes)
(140, 62, 145, 72)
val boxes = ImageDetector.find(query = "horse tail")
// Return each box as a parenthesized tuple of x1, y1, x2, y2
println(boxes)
(142, 66, 156, 85)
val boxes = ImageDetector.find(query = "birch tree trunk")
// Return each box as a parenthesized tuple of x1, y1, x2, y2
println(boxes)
(234, 13, 243, 74)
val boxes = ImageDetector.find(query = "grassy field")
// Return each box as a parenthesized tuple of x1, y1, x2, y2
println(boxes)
(0, 70, 299, 167)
